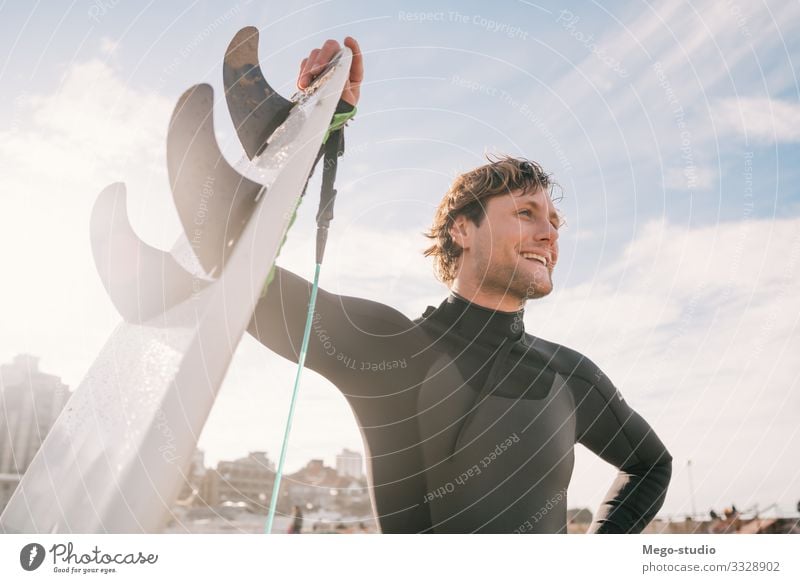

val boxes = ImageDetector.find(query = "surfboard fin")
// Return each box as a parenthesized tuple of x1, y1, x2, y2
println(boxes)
(224, 26, 293, 159)
(167, 83, 263, 277)
(90, 182, 204, 323)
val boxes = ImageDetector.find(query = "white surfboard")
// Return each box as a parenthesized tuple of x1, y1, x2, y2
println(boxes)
(0, 27, 351, 533)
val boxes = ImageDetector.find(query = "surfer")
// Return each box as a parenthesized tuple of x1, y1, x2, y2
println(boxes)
(248, 37, 672, 533)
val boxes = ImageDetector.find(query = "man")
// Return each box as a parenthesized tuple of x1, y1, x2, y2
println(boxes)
(248, 37, 672, 533)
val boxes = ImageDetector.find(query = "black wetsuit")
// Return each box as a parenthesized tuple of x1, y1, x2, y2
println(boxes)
(248, 267, 672, 533)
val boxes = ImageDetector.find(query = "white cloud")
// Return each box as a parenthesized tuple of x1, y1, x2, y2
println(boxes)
(713, 97, 800, 143)
(1, 59, 170, 184)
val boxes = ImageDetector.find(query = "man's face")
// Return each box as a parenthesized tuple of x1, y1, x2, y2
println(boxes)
(454, 188, 560, 301)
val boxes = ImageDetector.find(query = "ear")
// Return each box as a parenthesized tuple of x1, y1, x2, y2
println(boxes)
(449, 215, 472, 251)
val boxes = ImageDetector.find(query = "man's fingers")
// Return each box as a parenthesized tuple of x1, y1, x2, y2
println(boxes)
(297, 58, 309, 89)
(298, 37, 361, 96)
(342, 37, 363, 106)
(298, 49, 320, 89)
(308, 39, 341, 74)
(344, 37, 364, 83)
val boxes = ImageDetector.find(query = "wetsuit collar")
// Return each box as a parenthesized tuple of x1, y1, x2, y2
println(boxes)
(428, 290, 525, 345)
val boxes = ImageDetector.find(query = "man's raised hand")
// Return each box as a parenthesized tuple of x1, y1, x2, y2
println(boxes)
(297, 37, 363, 107)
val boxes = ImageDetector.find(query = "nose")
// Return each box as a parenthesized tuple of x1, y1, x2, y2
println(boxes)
(531, 216, 558, 267)
(535, 216, 559, 243)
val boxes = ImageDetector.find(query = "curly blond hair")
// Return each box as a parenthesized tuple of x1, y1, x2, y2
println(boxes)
(423, 154, 559, 285)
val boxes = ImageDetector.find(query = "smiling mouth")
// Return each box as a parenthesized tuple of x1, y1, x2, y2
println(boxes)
(520, 252, 548, 266)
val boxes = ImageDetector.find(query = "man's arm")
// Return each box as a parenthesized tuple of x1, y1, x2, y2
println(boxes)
(247, 265, 415, 393)
(571, 368, 673, 534)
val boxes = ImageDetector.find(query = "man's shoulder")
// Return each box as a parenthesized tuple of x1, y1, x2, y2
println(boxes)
(525, 334, 604, 385)
(528, 334, 626, 403)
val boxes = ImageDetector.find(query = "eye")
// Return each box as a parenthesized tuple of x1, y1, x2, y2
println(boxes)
(518, 209, 532, 218)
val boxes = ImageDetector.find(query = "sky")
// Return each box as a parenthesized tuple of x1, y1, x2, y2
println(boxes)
(0, 0, 798, 520)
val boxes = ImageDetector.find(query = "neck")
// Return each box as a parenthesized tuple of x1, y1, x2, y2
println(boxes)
(449, 279, 526, 313)
(422, 287, 525, 346)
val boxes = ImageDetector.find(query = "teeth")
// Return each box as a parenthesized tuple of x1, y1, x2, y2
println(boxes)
(521, 253, 547, 266)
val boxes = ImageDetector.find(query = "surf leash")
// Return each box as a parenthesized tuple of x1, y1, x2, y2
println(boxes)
(265, 101, 354, 533)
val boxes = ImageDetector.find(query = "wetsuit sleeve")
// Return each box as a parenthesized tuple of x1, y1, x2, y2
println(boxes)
(572, 371, 672, 534)
(247, 265, 414, 393)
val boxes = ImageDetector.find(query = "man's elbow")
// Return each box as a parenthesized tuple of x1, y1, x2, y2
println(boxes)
(657, 447, 673, 489)
(646, 447, 673, 520)
(639, 445, 673, 501)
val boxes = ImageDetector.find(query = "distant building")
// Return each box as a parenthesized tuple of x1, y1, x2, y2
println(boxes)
(336, 448, 363, 479)
(287, 458, 340, 509)
(0, 355, 70, 511)
(201, 451, 275, 511)
(169, 454, 376, 532)
(285, 458, 371, 519)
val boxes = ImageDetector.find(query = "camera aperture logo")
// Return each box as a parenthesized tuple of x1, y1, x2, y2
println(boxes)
(20, 543, 46, 571)
(19, 541, 158, 575)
